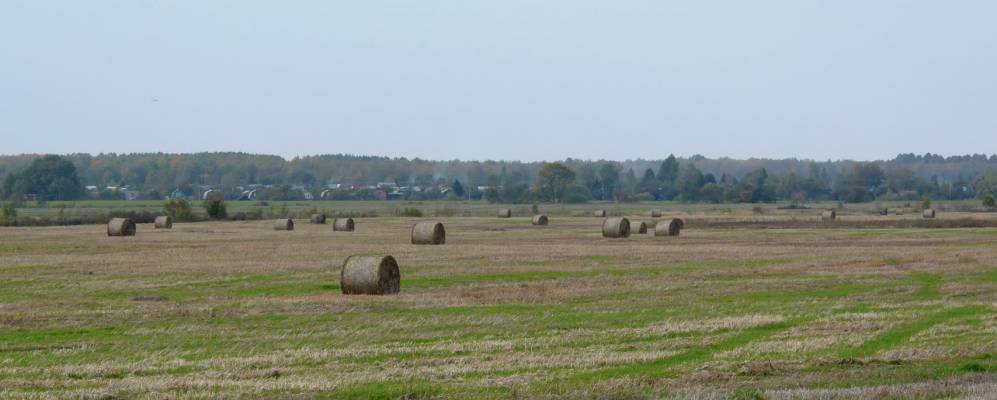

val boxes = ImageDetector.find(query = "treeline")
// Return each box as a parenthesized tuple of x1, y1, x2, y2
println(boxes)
(0, 152, 995, 204)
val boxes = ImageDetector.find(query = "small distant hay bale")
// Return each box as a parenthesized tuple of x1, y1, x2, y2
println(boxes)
(593, 210, 606, 217)
(497, 208, 512, 218)
(333, 217, 355, 231)
(340, 255, 400, 295)
(154, 216, 172, 229)
(922, 209, 936, 219)
(651, 209, 662, 218)
(630, 220, 648, 234)
(895, 209, 905, 216)
(107, 218, 136, 236)
(310, 214, 327, 224)
(412, 221, 445, 245)
(655, 219, 681, 237)
(879, 208, 889, 216)
(602, 217, 630, 238)
(532, 214, 549, 226)
(821, 210, 836, 221)
(274, 218, 294, 231)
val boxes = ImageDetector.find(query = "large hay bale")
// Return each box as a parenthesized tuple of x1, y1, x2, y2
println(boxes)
(821, 210, 836, 221)
(497, 208, 512, 218)
(593, 210, 606, 217)
(154, 216, 172, 229)
(310, 214, 327, 224)
(630, 220, 648, 234)
(602, 217, 630, 238)
(411, 221, 445, 245)
(333, 217, 355, 231)
(274, 218, 294, 231)
(340, 255, 400, 295)
(922, 209, 936, 219)
(651, 209, 662, 218)
(655, 218, 681, 236)
(107, 218, 136, 236)
(532, 214, 549, 226)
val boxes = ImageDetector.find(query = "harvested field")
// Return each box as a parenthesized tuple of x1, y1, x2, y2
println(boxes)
(0, 215, 995, 399)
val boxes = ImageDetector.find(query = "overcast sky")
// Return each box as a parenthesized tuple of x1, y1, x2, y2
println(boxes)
(2, 1, 995, 162)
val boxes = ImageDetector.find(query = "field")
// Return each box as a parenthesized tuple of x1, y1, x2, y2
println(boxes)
(1, 203, 996, 399)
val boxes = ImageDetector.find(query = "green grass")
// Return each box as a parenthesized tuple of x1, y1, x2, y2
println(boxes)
(840, 305, 988, 359)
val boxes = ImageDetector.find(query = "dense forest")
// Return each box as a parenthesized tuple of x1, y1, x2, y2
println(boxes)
(0, 152, 995, 205)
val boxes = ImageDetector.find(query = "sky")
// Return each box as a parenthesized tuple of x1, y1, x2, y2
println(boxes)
(1, 1, 995, 162)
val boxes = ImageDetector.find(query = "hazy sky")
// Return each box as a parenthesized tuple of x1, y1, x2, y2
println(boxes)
(2, 1, 995, 162)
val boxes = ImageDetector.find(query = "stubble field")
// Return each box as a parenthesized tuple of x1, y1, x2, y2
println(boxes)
(1, 209, 995, 399)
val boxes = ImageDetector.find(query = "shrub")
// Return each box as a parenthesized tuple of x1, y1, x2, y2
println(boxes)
(163, 198, 194, 221)
(921, 197, 931, 210)
(0, 202, 17, 226)
(397, 207, 423, 217)
(984, 193, 995, 210)
(203, 199, 227, 219)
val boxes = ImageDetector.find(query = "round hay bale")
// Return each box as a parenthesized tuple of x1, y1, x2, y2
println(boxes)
(532, 214, 549, 226)
(333, 217, 355, 232)
(310, 214, 327, 224)
(821, 210, 836, 221)
(411, 221, 445, 245)
(630, 220, 648, 234)
(651, 209, 662, 218)
(655, 218, 681, 236)
(274, 218, 294, 231)
(673, 218, 685, 229)
(340, 255, 400, 295)
(593, 209, 606, 217)
(922, 209, 935, 219)
(497, 208, 512, 218)
(879, 208, 889, 216)
(895, 209, 905, 216)
(154, 216, 172, 229)
(107, 218, 136, 236)
(602, 217, 630, 238)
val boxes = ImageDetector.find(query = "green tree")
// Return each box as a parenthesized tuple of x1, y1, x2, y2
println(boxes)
(675, 164, 705, 201)
(596, 163, 622, 201)
(203, 198, 227, 219)
(657, 155, 680, 185)
(1, 155, 83, 201)
(983, 193, 996, 209)
(534, 163, 576, 203)
(0, 201, 16, 226)
(451, 179, 465, 198)
(163, 198, 194, 221)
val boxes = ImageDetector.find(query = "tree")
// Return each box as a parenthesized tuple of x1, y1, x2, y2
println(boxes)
(163, 198, 193, 221)
(483, 187, 501, 203)
(657, 155, 679, 185)
(596, 163, 622, 201)
(675, 164, 705, 201)
(1, 155, 83, 201)
(984, 193, 995, 209)
(534, 163, 576, 203)
(203, 198, 227, 219)
(451, 179, 465, 198)
(0, 201, 16, 226)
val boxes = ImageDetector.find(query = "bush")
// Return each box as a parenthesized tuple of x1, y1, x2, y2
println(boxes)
(921, 197, 931, 210)
(396, 207, 423, 217)
(203, 199, 227, 219)
(163, 198, 194, 221)
(984, 193, 996, 210)
(0, 202, 17, 226)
